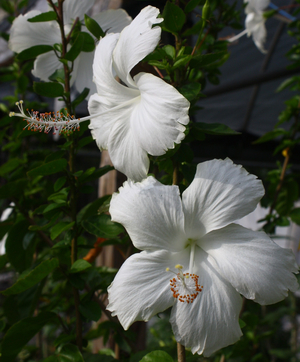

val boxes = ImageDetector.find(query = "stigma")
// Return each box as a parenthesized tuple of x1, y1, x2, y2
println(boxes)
(166, 264, 203, 304)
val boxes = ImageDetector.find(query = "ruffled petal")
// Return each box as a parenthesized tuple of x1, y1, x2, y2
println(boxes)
(200, 223, 299, 305)
(245, 0, 270, 14)
(107, 249, 180, 330)
(9, 10, 60, 53)
(91, 9, 132, 34)
(62, 0, 95, 25)
(246, 13, 267, 53)
(170, 247, 242, 356)
(112, 6, 163, 87)
(88, 33, 139, 151)
(32, 51, 63, 82)
(133, 73, 189, 155)
(182, 158, 264, 238)
(109, 177, 185, 252)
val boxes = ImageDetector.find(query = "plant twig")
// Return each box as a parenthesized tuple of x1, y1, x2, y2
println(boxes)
(177, 343, 186, 362)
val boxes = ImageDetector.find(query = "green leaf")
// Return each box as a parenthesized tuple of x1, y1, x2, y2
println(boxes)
(72, 88, 90, 109)
(79, 300, 102, 321)
(77, 195, 111, 222)
(0, 255, 8, 269)
(290, 208, 300, 225)
(81, 32, 95, 52)
(27, 159, 67, 177)
(49, 68, 65, 83)
(82, 214, 123, 238)
(190, 51, 227, 68)
(27, 11, 57, 22)
(0, 158, 21, 176)
(54, 177, 67, 192)
(17, 45, 53, 61)
(254, 129, 287, 144)
(140, 351, 173, 362)
(2, 258, 59, 296)
(185, 0, 202, 13)
(70, 259, 92, 273)
(5, 220, 33, 273)
(1, 311, 56, 362)
(0, 179, 27, 199)
(64, 32, 95, 61)
(179, 82, 201, 101)
(192, 122, 240, 135)
(33, 81, 64, 98)
(84, 14, 105, 39)
(50, 221, 75, 240)
(163, 2, 186, 34)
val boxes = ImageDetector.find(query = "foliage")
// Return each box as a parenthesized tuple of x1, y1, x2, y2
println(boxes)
(0, 0, 299, 361)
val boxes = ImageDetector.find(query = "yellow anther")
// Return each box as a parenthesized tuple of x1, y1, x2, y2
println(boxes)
(9, 112, 15, 117)
(166, 267, 170, 272)
(175, 264, 183, 269)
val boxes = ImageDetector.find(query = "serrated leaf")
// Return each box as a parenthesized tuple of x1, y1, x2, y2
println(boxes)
(33, 82, 64, 98)
(82, 214, 123, 238)
(2, 258, 59, 295)
(140, 351, 173, 362)
(50, 221, 75, 240)
(70, 259, 92, 273)
(1, 311, 56, 362)
(84, 14, 105, 39)
(192, 122, 239, 135)
(27, 11, 57, 22)
(17, 45, 53, 61)
(163, 2, 186, 34)
(27, 159, 67, 177)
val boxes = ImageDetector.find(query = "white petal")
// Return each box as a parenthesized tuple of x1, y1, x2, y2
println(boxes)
(245, 0, 270, 13)
(32, 52, 62, 82)
(112, 6, 163, 87)
(170, 248, 242, 356)
(246, 13, 267, 53)
(9, 10, 60, 53)
(73, 51, 97, 96)
(107, 250, 179, 330)
(91, 33, 138, 104)
(182, 158, 264, 238)
(91, 9, 132, 34)
(62, 0, 95, 25)
(200, 223, 299, 305)
(109, 177, 185, 251)
(133, 73, 189, 155)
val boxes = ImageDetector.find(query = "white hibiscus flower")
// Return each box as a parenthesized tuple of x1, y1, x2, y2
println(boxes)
(107, 158, 298, 356)
(9, 0, 131, 96)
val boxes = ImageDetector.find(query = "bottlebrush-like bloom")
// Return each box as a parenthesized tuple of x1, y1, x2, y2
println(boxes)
(107, 158, 298, 356)
(88, 6, 190, 181)
(9, 0, 131, 96)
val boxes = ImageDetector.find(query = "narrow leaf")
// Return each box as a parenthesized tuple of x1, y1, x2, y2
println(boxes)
(192, 122, 240, 135)
(50, 221, 75, 240)
(84, 14, 105, 39)
(27, 11, 57, 22)
(2, 258, 59, 295)
(70, 259, 92, 273)
(33, 82, 64, 98)
(27, 159, 67, 177)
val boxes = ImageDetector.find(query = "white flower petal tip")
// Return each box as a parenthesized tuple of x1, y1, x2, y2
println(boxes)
(244, 0, 270, 53)
(106, 159, 298, 356)
(88, 6, 190, 181)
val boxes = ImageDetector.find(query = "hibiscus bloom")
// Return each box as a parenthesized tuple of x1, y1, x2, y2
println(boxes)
(88, 6, 190, 181)
(9, 0, 131, 96)
(244, 0, 270, 53)
(107, 158, 298, 356)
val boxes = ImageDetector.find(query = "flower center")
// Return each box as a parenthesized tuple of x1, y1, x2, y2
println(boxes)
(166, 264, 203, 304)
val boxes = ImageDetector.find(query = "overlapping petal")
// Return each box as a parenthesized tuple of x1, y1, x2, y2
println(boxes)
(200, 223, 299, 305)
(112, 5, 163, 88)
(170, 248, 242, 356)
(107, 250, 178, 329)
(32, 51, 62, 82)
(9, 10, 60, 53)
(62, 0, 95, 25)
(109, 177, 185, 252)
(182, 158, 264, 238)
(89, 24, 190, 180)
(246, 12, 267, 53)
